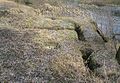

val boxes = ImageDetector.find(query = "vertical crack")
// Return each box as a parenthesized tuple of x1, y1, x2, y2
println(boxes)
(116, 46, 120, 64)
(91, 21, 108, 42)
(74, 23, 86, 41)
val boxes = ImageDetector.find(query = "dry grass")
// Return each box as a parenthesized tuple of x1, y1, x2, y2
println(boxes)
(50, 54, 86, 75)
(49, 54, 86, 82)
(80, 0, 120, 5)
(0, 0, 120, 83)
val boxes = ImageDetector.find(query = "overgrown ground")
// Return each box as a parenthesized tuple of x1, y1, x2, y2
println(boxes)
(0, 0, 120, 83)
(10, 0, 120, 6)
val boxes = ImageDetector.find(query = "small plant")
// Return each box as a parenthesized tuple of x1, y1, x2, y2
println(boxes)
(23, 17, 34, 28)
(0, 10, 9, 17)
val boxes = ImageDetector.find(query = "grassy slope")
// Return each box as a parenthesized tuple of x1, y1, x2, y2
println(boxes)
(1, 0, 120, 82)
(10, 0, 120, 5)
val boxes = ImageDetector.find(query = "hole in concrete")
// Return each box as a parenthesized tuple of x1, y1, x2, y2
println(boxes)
(80, 48, 94, 61)
(87, 59, 101, 71)
(79, 46, 101, 72)
(86, 54, 102, 71)
(80, 48, 101, 71)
